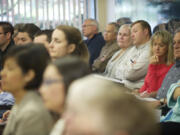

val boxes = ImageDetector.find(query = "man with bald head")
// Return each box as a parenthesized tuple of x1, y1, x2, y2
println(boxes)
(64, 76, 158, 135)
(82, 19, 105, 66)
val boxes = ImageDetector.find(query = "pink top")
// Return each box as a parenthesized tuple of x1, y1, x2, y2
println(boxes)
(139, 63, 173, 93)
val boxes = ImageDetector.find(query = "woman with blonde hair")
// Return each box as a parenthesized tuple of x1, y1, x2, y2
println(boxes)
(138, 30, 174, 98)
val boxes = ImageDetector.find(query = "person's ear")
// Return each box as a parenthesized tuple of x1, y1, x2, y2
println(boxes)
(24, 70, 35, 83)
(5, 32, 11, 40)
(67, 44, 76, 54)
(143, 28, 149, 36)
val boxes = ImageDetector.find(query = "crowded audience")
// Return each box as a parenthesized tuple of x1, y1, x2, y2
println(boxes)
(0, 17, 180, 135)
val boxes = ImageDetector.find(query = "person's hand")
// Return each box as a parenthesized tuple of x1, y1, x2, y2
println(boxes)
(100, 56, 106, 62)
(2, 110, 11, 122)
(140, 91, 150, 98)
(147, 100, 161, 109)
(150, 55, 159, 64)
(132, 89, 139, 95)
(0, 119, 3, 123)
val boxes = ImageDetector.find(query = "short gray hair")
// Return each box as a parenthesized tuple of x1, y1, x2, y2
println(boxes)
(84, 18, 99, 31)
(119, 24, 131, 34)
(108, 22, 119, 34)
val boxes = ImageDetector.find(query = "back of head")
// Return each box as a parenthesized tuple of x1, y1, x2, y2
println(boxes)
(67, 76, 158, 135)
(34, 29, 53, 43)
(131, 20, 152, 37)
(19, 23, 40, 40)
(4, 43, 50, 90)
(56, 25, 89, 63)
(116, 17, 132, 27)
(0, 21, 14, 37)
(52, 56, 90, 94)
(167, 18, 180, 35)
(153, 23, 168, 34)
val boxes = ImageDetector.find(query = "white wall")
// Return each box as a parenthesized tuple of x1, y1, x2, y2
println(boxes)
(106, 0, 116, 23)
(96, 0, 116, 32)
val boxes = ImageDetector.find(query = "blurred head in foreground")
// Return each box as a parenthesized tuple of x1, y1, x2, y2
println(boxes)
(64, 76, 158, 135)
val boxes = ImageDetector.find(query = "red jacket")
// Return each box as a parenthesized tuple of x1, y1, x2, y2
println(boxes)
(139, 63, 173, 93)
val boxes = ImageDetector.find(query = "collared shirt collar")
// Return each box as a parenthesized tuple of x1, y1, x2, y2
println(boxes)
(135, 40, 150, 50)
(106, 40, 117, 46)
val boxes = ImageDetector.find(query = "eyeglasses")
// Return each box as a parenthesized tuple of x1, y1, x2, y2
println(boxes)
(42, 79, 63, 85)
(82, 24, 94, 28)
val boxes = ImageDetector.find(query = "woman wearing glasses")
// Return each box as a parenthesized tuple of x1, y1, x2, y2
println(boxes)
(1, 44, 54, 135)
(40, 56, 90, 135)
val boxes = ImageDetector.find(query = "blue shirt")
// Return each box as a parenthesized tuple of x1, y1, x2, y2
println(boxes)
(156, 59, 180, 99)
(0, 92, 14, 105)
(84, 33, 105, 66)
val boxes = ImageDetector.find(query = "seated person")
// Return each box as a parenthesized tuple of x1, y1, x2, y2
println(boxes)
(82, 19, 105, 66)
(156, 28, 180, 100)
(161, 80, 180, 122)
(49, 25, 89, 63)
(92, 22, 119, 73)
(138, 31, 174, 98)
(40, 56, 90, 135)
(103, 24, 132, 77)
(16, 23, 40, 45)
(1, 44, 54, 135)
(116, 20, 151, 89)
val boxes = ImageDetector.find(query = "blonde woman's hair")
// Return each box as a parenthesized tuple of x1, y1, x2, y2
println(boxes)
(150, 30, 174, 65)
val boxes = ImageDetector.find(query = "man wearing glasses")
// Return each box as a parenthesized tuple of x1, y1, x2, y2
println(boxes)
(0, 22, 14, 71)
(82, 19, 105, 67)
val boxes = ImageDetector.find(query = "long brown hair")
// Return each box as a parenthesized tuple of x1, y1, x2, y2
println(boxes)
(56, 25, 89, 63)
